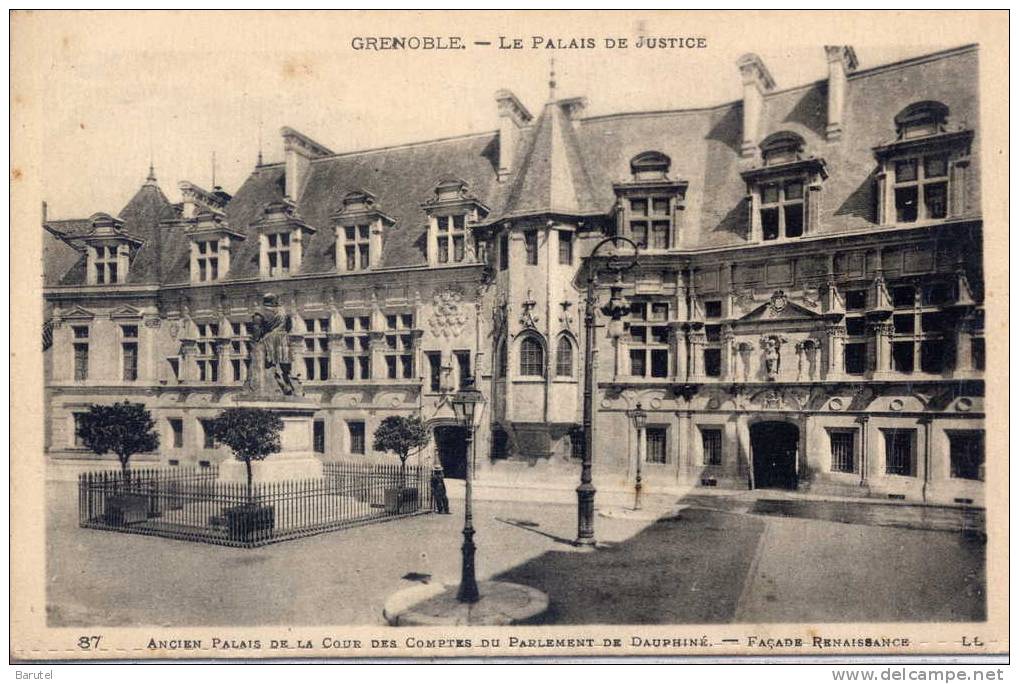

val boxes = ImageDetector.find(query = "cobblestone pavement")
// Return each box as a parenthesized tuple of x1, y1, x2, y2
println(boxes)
(45, 479, 985, 627)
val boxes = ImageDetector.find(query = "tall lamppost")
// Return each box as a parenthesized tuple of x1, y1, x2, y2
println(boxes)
(450, 376, 485, 603)
(576, 236, 639, 547)
(628, 402, 648, 511)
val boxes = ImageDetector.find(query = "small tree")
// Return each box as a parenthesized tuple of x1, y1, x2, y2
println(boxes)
(76, 400, 160, 481)
(207, 407, 283, 501)
(372, 415, 430, 487)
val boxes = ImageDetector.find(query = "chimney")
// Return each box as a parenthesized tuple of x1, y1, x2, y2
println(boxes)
(736, 53, 776, 158)
(825, 46, 858, 141)
(41, 201, 47, 223)
(558, 96, 588, 128)
(280, 127, 334, 201)
(495, 90, 533, 181)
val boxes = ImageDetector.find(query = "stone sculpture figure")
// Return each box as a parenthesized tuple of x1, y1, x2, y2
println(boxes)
(762, 335, 782, 381)
(245, 293, 301, 397)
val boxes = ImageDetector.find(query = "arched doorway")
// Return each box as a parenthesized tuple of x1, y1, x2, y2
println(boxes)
(750, 421, 799, 490)
(433, 425, 468, 480)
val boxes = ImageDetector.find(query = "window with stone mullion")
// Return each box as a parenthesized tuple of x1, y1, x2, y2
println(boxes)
(628, 301, 669, 378)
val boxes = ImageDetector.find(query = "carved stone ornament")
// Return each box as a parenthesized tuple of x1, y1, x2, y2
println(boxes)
(768, 290, 788, 314)
(519, 289, 540, 330)
(429, 287, 468, 339)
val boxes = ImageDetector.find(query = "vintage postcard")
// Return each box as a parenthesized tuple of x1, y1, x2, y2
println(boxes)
(10, 10, 1008, 662)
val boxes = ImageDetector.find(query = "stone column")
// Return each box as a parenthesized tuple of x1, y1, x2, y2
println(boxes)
(857, 415, 870, 486)
(215, 338, 231, 384)
(955, 311, 976, 375)
(869, 321, 894, 378)
(824, 321, 846, 381)
(327, 333, 345, 380)
(178, 339, 196, 382)
(670, 322, 687, 380)
(686, 323, 706, 381)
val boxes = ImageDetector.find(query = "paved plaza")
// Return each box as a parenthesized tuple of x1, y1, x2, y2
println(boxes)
(46, 479, 985, 627)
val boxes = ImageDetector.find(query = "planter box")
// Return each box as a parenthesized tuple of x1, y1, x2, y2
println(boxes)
(225, 505, 276, 542)
(104, 494, 149, 526)
(384, 487, 420, 514)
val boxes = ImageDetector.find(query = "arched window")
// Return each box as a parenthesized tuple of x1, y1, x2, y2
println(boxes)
(760, 132, 805, 166)
(496, 339, 507, 379)
(555, 337, 574, 377)
(894, 101, 949, 140)
(519, 336, 544, 377)
(629, 151, 671, 180)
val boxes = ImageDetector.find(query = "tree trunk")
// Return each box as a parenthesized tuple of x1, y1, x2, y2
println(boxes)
(119, 454, 130, 489)
(245, 459, 253, 504)
(400, 454, 407, 490)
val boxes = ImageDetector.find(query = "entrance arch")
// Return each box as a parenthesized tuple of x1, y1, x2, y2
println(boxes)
(750, 421, 800, 490)
(433, 424, 468, 480)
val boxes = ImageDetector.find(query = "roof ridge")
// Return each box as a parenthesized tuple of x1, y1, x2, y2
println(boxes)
(307, 129, 498, 163)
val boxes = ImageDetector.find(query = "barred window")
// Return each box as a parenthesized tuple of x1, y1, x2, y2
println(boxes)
(645, 427, 667, 464)
(701, 427, 722, 465)
(348, 421, 366, 455)
(883, 429, 915, 476)
(121, 324, 138, 381)
(555, 337, 573, 377)
(829, 430, 855, 473)
(949, 431, 984, 480)
(519, 336, 544, 377)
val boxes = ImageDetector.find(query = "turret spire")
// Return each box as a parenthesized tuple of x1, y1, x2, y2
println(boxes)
(548, 57, 557, 101)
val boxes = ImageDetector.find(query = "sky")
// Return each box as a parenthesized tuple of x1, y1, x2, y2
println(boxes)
(14, 11, 974, 221)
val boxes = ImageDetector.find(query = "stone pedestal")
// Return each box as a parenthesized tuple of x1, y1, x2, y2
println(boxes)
(217, 398, 323, 484)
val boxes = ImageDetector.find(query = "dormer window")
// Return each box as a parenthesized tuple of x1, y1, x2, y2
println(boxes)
(187, 211, 242, 283)
(895, 101, 949, 140)
(253, 200, 313, 279)
(421, 179, 488, 266)
(80, 213, 141, 286)
(332, 190, 391, 273)
(874, 102, 972, 226)
(614, 153, 688, 251)
(741, 136, 826, 243)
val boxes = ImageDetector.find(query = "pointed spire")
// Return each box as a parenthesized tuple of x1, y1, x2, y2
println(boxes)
(211, 151, 217, 189)
(548, 56, 557, 102)
(145, 161, 157, 186)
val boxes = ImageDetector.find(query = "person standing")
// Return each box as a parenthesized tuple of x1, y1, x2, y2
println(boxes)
(430, 464, 450, 514)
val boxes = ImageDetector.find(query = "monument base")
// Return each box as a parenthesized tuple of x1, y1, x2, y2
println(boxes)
(217, 398, 324, 484)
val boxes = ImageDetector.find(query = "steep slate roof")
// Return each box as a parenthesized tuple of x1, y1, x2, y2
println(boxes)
(43, 45, 980, 287)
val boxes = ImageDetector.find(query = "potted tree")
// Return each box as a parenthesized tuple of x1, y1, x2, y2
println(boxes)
(76, 401, 160, 525)
(206, 407, 283, 542)
(372, 415, 430, 513)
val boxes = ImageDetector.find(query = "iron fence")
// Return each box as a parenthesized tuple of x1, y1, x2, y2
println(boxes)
(78, 461, 432, 547)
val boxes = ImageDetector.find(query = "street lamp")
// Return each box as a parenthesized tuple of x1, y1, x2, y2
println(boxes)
(627, 402, 648, 511)
(576, 236, 639, 547)
(450, 376, 486, 603)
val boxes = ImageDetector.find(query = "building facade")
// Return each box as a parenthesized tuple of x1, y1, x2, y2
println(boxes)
(43, 45, 985, 506)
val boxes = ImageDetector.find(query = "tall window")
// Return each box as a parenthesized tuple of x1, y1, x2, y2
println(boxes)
(427, 352, 442, 392)
(844, 289, 868, 375)
(645, 427, 667, 464)
(949, 431, 984, 481)
(890, 282, 955, 374)
(94, 245, 120, 284)
(829, 430, 855, 473)
(558, 230, 573, 265)
(348, 421, 366, 455)
(555, 337, 573, 377)
(629, 197, 672, 250)
(340, 225, 371, 271)
(313, 420, 326, 454)
(195, 239, 220, 282)
(343, 315, 372, 380)
(196, 323, 220, 383)
(72, 412, 87, 447)
(302, 318, 331, 381)
(121, 324, 138, 381)
(893, 155, 948, 223)
(228, 322, 253, 383)
(499, 233, 509, 271)
(883, 429, 915, 476)
(524, 231, 539, 266)
(384, 314, 414, 379)
(168, 418, 183, 449)
(760, 180, 805, 240)
(519, 336, 544, 377)
(701, 427, 722, 466)
(436, 215, 466, 264)
(703, 302, 722, 378)
(496, 339, 507, 379)
(200, 419, 215, 449)
(454, 350, 471, 388)
(266, 232, 291, 276)
(72, 325, 89, 381)
(628, 302, 669, 378)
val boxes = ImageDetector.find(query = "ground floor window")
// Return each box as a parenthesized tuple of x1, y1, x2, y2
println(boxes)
(200, 419, 215, 449)
(348, 421, 365, 455)
(883, 428, 915, 476)
(828, 429, 855, 473)
(169, 418, 183, 449)
(949, 431, 984, 481)
(313, 419, 326, 454)
(645, 427, 667, 464)
(700, 427, 722, 465)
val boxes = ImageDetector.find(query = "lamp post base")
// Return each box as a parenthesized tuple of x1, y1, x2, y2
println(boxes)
(384, 581, 549, 626)
(575, 483, 597, 547)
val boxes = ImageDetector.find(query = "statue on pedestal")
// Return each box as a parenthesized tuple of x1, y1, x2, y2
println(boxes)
(245, 293, 302, 397)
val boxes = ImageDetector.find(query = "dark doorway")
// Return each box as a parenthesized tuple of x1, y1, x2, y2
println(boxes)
(434, 425, 468, 479)
(751, 421, 799, 490)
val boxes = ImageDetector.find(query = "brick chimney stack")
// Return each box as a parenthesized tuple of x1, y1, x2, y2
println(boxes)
(737, 53, 776, 158)
(825, 46, 859, 141)
(495, 90, 533, 182)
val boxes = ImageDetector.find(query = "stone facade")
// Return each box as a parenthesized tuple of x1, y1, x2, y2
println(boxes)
(43, 45, 985, 506)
